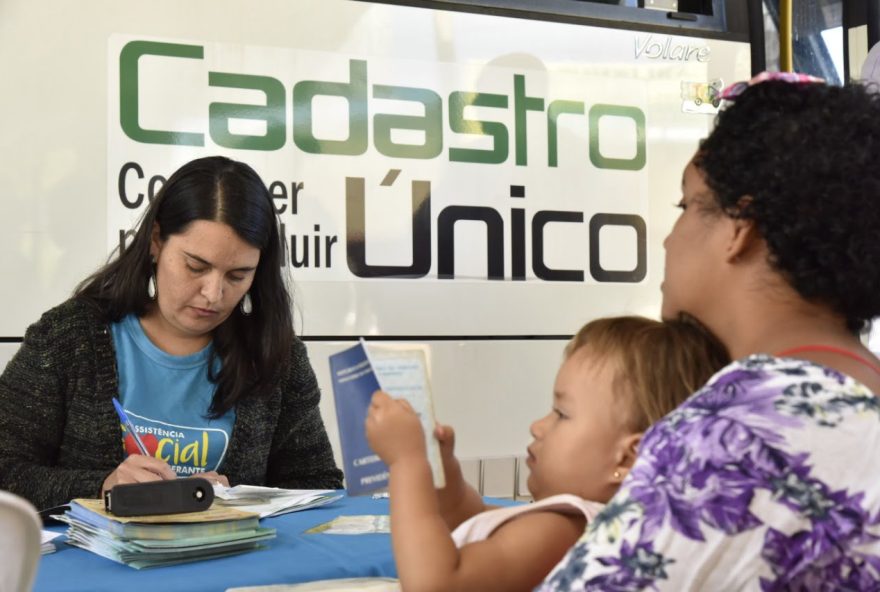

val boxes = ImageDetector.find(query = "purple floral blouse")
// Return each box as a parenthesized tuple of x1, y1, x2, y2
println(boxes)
(537, 355, 880, 591)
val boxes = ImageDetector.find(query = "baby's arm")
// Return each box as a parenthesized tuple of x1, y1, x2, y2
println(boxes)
(366, 392, 585, 592)
(434, 424, 490, 529)
(445, 510, 585, 592)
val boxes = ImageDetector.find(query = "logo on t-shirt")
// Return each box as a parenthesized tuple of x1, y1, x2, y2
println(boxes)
(121, 413, 230, 476)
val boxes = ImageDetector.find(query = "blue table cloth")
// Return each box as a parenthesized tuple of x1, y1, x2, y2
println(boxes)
(34, 493, 396, 592)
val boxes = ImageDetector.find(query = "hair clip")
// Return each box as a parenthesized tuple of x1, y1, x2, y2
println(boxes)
(719, 71, 826, 101)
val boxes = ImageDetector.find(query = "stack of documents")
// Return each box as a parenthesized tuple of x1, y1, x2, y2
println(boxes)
(57, 498, 275, 569)
(40, 530, 62, 554)
(212, 485, 342, 518)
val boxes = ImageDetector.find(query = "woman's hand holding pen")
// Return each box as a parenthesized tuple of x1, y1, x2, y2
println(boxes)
(105, 397, 179, 493)
(101, 459, 231, 496)
(101, 454, 178, 496)
(104, 397, 230, 494)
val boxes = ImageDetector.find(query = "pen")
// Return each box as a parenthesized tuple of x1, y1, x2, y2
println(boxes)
(112, 398, 150, 456)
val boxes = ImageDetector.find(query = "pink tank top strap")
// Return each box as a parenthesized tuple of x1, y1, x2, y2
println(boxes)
(775, 344, 880, 376)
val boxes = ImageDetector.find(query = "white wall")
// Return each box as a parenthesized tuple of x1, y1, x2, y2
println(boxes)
(0, 345, 18, 376)
(308, 339, 566, 463)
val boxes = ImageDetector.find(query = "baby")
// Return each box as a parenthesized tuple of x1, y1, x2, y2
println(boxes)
(365, 315, 729, 592)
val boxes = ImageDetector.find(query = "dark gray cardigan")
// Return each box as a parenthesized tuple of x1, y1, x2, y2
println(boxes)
(0, 299, 343, 510)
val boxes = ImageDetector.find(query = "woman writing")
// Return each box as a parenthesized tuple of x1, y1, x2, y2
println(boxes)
(0, 156, 343, 510)
(540, 74, 880, 588)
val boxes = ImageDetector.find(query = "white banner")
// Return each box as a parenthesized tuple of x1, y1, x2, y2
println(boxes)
(105, 4, 750, 335)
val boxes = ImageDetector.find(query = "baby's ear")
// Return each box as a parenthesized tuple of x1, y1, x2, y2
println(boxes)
(613, 432, 643, 482)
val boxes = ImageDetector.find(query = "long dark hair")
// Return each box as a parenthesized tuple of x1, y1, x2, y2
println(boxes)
(76, 156, 292, 416)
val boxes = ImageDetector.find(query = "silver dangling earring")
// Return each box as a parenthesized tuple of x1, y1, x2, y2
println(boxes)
(240, 293, 253, 316)
(147, 272, 157, 300)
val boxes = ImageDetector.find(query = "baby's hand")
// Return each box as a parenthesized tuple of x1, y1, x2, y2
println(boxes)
(434, 424, 461, 478)
(365, 390, 426, 466)
(434, 424, 465, 494)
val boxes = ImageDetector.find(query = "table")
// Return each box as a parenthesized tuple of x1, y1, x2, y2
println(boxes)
(34, 493, 397, 592)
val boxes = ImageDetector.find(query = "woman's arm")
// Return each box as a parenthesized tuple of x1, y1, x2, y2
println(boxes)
(265, 337, 344, 489)
(0, 305, 117, 509)
(367, 392, 584, 592)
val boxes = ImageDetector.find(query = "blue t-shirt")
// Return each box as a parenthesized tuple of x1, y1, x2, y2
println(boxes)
(110, 314, 235, 477)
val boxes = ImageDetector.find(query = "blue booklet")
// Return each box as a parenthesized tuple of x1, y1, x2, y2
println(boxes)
(329, 341, 444, 496)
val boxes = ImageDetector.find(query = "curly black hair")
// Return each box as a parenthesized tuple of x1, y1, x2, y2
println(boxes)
(694, 80, 880, 333)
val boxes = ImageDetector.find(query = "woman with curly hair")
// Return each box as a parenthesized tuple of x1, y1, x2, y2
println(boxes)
(539, 74, 880, 590)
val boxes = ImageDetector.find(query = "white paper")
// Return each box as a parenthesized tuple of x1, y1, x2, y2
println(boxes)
(212, 485, 341, 518)
(363, 342, 445, 488)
